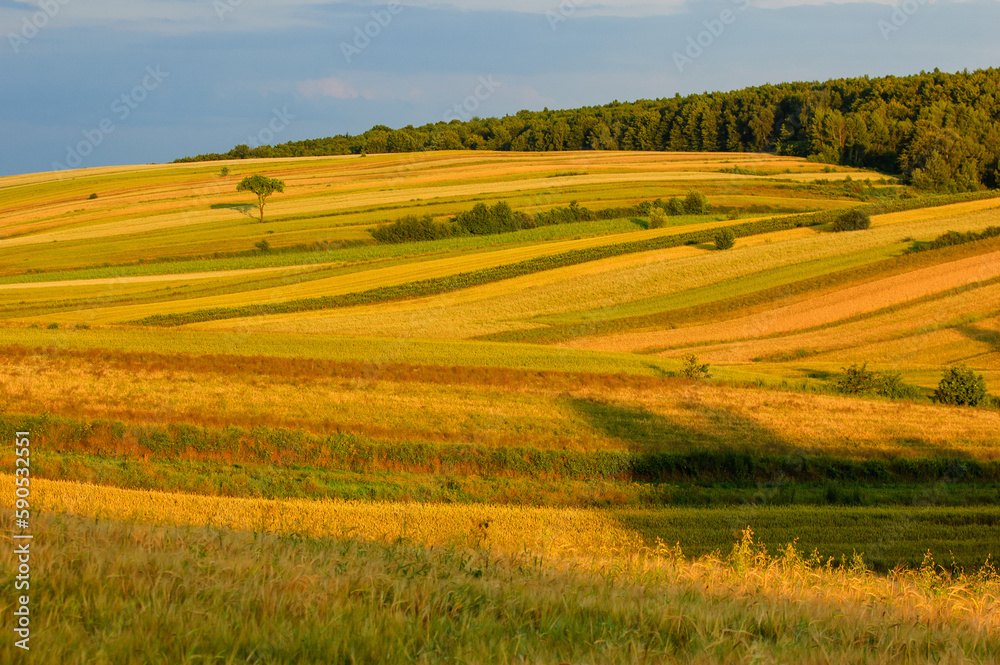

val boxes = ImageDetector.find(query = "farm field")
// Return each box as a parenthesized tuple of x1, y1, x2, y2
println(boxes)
(2, 151, 1000, 662)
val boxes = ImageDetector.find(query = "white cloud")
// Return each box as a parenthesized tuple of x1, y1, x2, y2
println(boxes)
(297, 77, 359, 99)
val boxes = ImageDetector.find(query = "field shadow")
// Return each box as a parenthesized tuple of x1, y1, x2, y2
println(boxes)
(568, 397, 791, 456)
(954, 324, 1000, 353)
(211, 203, 257, 218)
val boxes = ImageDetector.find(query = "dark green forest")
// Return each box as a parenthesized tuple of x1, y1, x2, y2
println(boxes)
(176, 68, 1000, 192)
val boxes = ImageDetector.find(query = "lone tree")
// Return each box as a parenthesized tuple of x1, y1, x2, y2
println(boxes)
(237, 174, 285, 223)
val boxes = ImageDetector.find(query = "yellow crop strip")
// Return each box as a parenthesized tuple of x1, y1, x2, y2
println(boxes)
(9, 217, 752, 326)
(0, 475, 636, 556)
(190, 201, 1000, 341)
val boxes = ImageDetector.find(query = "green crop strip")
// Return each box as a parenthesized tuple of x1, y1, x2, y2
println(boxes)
(131, 193, 999, 327)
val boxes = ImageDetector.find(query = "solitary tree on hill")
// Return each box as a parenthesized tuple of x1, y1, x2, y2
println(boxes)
(237, 174, 285, 223)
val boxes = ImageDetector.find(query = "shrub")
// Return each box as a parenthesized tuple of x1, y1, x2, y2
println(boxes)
(906, 226, 1000, 253)
(681, 354, 711, 380)
(533, 200, 593, 226)
(835, 364, 919, 399)
(46, 323, 59, 330)
(648, 208, 668, 229)
(666, 197, 685, 216)
(254, 239, 271, 252)
(714, 228, 735, 250)
(836, 364, 879, 394)
(220, 167, 230, 176)
(454, 201, 531, 235)
(832, 209, 871, 231)
(683, 191, 709, 215)
(836, 365, 909, 398)
(88, 193, 98, 200)
(933, 366, 989, 406)
(370, 215, 457, 243)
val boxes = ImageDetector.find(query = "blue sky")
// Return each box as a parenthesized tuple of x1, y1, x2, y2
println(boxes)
(1, 0, 998, 176)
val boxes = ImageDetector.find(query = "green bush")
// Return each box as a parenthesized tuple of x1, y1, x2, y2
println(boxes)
(832, 209, 871, 231)
(666, 197, 685, 216)
(680, 354, 711, 380)
(648, 208, 668, 229)
(836, 364, 919, 399)
(683, 191, 709, 215)
(933, 367, 989, 406)
(370, 215, 458, 243)
(906, 226, 1000, 253)
(454, 201, 528, 235)
(714, 228, 735, 250)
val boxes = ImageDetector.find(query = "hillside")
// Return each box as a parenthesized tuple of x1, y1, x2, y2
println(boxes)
(2, 151, 1000, 662)
(176, 68, 1000, 192)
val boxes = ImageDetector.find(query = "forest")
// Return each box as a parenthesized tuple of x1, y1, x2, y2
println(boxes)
(175, 68, 1000, 192)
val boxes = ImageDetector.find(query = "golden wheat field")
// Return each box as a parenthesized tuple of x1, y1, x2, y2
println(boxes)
(3, 151, 1000, 663)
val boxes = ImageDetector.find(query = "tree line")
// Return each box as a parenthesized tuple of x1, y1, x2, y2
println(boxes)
(176, 68, 1000, 192)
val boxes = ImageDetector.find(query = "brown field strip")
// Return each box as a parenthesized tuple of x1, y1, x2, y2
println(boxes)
(567, 250, 1000, 353)
(670, 281, 1000, 366)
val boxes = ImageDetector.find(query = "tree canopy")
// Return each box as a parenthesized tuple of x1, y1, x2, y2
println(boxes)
(236, 174, 285, 223)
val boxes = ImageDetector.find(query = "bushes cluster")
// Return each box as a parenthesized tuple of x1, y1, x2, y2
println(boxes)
(454, 202, 534, 235)
(532, 200, 595, 226)
(907, 226, 1000, 253)
(832, 209, 872, 231)
(370, 194, 718, 244)
(835, 364, 918, 399)
(369, 215, 458, 244)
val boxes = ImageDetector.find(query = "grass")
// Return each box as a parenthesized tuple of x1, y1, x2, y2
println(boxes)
(3, 351, 1000, 461)
(4, 512, 998, 664)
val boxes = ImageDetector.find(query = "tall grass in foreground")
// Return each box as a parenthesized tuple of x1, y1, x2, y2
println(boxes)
(1, 513, 997, 664)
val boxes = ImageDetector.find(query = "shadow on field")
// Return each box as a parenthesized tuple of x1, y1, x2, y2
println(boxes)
(211, 203, 257, 218)
(955, 324, 1000, 352)
(568, 397, 791, 455)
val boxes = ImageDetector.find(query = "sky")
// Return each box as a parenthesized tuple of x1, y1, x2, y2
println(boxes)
(1, 0, 998, 176)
